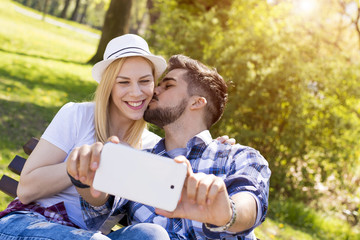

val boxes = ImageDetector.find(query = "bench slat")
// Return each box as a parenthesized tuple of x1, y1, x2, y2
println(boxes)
(0, 175, 18, 198)
(23, 137, 39, 155)
(8, 155, 27, 175)
(0, 138, 38, 198)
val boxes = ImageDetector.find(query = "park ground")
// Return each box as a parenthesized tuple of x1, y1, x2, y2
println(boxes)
(0, 1, 359, 239)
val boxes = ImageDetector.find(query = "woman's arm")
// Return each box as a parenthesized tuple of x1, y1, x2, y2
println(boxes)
(17, 138, 72, 204)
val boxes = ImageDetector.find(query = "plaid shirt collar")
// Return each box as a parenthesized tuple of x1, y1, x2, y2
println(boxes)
(151, 130, 213, 159)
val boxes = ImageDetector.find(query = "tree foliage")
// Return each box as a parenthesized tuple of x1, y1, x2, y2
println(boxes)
(147, 0, 360, 204)
(14, 0, 360, 214)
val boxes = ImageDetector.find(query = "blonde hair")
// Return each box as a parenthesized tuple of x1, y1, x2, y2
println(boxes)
(94, 58, 149, 149)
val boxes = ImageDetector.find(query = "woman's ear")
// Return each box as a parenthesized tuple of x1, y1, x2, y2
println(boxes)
(190, 96, 207, 110)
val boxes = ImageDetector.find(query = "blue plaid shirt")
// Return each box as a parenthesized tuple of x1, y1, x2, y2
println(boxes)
(81, 130, 271, 239)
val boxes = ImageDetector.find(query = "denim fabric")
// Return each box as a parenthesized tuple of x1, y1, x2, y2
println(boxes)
(0, 211, 169, 240)
(108, 223, 170, 240)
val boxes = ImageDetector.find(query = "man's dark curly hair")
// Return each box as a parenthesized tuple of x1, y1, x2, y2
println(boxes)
(167, 55, 228, 128)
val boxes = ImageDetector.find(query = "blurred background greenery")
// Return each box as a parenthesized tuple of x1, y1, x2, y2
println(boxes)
(0, 0, 359, 239)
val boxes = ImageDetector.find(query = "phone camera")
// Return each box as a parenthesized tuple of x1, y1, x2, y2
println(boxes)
(170, 185, 174, 189)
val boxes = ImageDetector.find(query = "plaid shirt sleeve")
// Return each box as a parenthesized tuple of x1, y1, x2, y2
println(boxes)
(80, 195, 128, 233)
(202, 146, 271, 239)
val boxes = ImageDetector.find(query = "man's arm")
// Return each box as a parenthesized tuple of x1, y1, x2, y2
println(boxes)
(226, 192, 257, 232)
(155, 157, 257, 232)
(156, 150, 270, 236)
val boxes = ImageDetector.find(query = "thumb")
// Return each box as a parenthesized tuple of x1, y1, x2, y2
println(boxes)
(174, 155, 193, 177)
(107, 136, 120, 144)
(155, 208, 175, 218)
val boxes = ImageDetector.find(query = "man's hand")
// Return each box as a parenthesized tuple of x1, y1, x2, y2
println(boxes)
(155, 156, 232, 227)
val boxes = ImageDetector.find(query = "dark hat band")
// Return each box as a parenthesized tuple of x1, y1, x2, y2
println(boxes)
(107, 46, 151, 59)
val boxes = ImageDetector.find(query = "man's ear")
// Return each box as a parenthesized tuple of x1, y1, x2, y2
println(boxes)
(190, 96, 207, 110)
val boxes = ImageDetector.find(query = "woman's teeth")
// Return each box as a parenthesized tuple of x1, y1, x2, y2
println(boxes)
(128, 101, 142, 107)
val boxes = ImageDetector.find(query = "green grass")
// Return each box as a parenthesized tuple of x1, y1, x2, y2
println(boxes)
(11, 1, 102, 36)
(0, 0, 97, 208)
(254, 200, 360, 240)
(0, 1, 359, 239)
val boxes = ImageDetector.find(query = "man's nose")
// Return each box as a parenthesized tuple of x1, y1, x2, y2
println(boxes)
(154, 86, 161, 96)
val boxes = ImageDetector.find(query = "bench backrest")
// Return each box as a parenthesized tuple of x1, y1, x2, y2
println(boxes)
(0, 137, 39, 198)
(0, 138, 129, 226)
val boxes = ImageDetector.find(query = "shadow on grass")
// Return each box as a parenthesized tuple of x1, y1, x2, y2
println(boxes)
(0, 47, 89, 66)
(0, 47, 97, 149)
(0, 59, 97, 103)
(0, 66, 97, 152)
(0, 99, 60, 149)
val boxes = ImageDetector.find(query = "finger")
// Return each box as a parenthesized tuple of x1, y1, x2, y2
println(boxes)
(78, 145, 92, 185)
(207, 177, 225, 205)
(187, 173, 206, 204)
(226, 138, 236, 145)
(174, 155, 193, 177)
(217, 135, 229, 143)
(119, 141, 131, 147)
(107, 136, 120, 144)
(155, 208, 175, 218)
(90, 142, 103, 171)
(197, 174, 217, 206)
(67, 147, 80, 180)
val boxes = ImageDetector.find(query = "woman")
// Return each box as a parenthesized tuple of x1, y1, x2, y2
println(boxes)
(0, 34, 170, 240)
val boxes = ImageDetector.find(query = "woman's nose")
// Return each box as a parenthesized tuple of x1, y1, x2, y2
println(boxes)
(129, 84, 142, 96)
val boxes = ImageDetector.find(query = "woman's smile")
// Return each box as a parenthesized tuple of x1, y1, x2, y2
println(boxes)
(126, 100, 146, 110)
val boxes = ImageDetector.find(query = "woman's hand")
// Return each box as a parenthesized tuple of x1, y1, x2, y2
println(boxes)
(66, 136, 120, 205)
(216, 135, 236, 145)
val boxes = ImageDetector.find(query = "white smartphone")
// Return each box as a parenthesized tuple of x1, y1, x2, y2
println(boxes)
(93, 142, 188, 212)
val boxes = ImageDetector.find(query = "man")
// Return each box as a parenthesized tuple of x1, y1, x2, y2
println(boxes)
(67, 55, 271, 239)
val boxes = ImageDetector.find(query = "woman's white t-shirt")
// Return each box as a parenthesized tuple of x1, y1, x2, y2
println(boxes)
(37, 102, 161, 229)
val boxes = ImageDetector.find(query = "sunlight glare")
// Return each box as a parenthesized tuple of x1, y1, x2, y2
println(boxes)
(295, 0, 318, 15)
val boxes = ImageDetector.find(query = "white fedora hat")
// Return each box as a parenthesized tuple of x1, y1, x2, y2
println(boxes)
(92, 34, 167, 83)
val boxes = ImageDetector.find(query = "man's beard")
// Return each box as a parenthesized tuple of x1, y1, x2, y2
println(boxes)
(144, 98, 188, 128)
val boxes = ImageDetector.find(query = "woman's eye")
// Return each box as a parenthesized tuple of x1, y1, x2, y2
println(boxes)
(165, 85, 172, 89)
(140, 80, 151, 84)
(117, 81, 129, 85)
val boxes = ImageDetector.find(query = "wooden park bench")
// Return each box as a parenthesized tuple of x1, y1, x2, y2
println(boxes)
(0, 137, 39, 198)
(0, 137, 129, 227)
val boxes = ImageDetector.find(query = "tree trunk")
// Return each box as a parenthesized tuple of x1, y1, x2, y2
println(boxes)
(30, 0, 41, 10)
(21, 0, 30, 6)
(70, 0, 82, 21)
(48, 1, 60, 16)
(88, 0, 132, 64)
(60, 0, 71, 19)
(79, 0, 89, 24)
(42, 0, 49, 20)
(129, 1, 148, 35)
(146, 0, 160, 37)
(147, 0, 159, 25)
